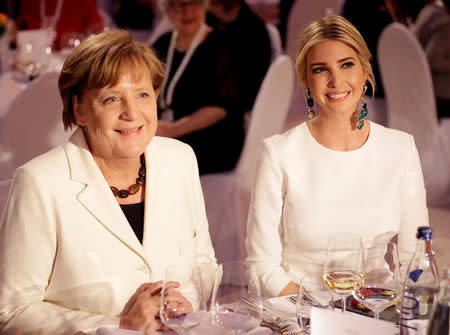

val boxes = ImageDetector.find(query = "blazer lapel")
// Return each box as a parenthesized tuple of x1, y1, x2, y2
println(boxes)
(64, 128, 149, 266)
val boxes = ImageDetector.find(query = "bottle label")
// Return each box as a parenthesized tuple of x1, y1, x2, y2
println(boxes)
(400, 288, 437, 335)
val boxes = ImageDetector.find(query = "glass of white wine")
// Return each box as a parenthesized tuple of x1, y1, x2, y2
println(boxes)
(352, 241, 399, 319)
(322, 232, 365, 312)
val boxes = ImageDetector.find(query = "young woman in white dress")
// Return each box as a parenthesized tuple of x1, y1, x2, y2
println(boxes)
(245, 15, 428, 297)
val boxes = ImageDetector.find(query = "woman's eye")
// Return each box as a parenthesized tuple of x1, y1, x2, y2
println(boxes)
(103, 96, 117, 104)
(139, 92, 149, 98)
(312, 67, 326, 74)
(342, 62, 354, 68)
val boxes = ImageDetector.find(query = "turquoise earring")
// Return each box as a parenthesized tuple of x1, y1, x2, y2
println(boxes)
(357, 85, 368, 130)
(306, 88, 315, 118)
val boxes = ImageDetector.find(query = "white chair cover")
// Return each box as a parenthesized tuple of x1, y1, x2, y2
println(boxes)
(0, 71, 73, 178)
(284, 0, 345, 131)
(265, 23, 283, 62)
(0, 72, 27, 119)
(285, 0, 345, 61)
(147, 16, 173, 46)
(429, 206, 450, 273)
(0, 178, 12, 216)
(201, 55, 295, 263)
(378, 23, 450, 207)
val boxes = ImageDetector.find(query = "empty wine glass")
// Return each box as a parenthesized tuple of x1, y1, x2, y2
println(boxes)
(322, 232, 365, 312)
(352, 241, 400, 319)
(211, 261, 263, 335)
(295, 276, 334, 331)
(160, 262, 217, 334)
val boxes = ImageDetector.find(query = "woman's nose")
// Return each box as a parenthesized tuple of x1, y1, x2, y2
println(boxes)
(327, 70, 341, 87)
(120, 100, 139, 120)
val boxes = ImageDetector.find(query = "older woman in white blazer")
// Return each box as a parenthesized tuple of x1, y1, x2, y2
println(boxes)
(245, 15, 428, 298)
(0, 30, 216, 334)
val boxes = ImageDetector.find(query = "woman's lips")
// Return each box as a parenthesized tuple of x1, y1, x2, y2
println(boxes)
(115, 126, 143, 135)
(326, 92, 350, 101)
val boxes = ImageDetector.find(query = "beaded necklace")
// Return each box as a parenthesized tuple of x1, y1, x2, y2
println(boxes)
(110, 154, 146, 198)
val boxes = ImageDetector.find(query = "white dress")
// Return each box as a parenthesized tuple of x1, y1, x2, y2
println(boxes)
(246, 121, 428, 297)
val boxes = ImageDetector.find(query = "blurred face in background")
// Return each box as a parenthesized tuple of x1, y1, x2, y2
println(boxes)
(167, 0, 206, 36)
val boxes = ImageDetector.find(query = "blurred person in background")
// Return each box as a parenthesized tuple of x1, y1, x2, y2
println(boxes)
(415, 0, 450, 120)
(152, 0, 245, 175)
(15, 0, 105, 50)
(207, 0, 271, 118)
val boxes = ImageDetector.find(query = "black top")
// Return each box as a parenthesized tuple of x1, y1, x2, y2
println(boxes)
(207, 1, 272, 112)
(120, 201, 145, 243)
(153, 29, 245, 175)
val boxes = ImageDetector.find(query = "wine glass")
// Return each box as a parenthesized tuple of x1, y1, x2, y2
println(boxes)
(211, 261, 263, 335)
(160, 262, 217, 334)
(295, 276, 334, 330)
(352, 241, 400, 319)
(322, 232, 365, 312)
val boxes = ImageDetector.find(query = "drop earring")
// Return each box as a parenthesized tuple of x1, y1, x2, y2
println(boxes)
(306, 88, 315, 118)
(357, 85, 368, 130)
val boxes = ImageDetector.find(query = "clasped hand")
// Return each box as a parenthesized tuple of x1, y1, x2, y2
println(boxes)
(119, 281, 193, 333)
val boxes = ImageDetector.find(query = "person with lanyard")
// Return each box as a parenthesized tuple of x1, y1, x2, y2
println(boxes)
(15, 0, 104, 50)
(152, 0, 245, 175)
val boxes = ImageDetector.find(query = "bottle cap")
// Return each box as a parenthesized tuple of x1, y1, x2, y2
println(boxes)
(416, 226, 432, 240)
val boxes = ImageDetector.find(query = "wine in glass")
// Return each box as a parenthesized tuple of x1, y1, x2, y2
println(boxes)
(160, 262, 217, 334)
(211, 261, 263, 335)
(322, 232, 365, 312)
(352, 241, 399, 319)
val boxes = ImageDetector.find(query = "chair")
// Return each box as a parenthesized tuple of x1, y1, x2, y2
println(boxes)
(201, 55, 295, 263)
(266, 23, 283, 62)
(285, 0, 345, 61)
(429, 207, 450, 274)
(378, 23, 450, 207)
(0, 71, 73, 178)
(147, 16, 173, 46)
(284, 0, 345, 131)
(0, 179, 12, 216)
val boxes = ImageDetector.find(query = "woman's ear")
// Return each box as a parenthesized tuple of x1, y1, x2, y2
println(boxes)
(73, 95, 86, 126)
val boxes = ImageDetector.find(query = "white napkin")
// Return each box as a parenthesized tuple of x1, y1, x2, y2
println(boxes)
(96, 326, 272, 335)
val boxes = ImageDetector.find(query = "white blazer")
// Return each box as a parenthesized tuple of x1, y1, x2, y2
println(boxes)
(0, 128, 216, 335)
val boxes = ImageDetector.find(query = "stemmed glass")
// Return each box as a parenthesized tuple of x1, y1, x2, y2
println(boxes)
(295, 276, 334, 331)
(211, 261, 263, 335)
(322, 232, 365, 312)
(160, 262, 217, 334)
(352, 241, 400, 319)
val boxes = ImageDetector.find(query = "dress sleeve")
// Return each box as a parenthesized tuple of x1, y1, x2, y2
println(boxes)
(245, 140, 292, 297)
(0, 168, 119, 335)
(397, 135, 429, 266)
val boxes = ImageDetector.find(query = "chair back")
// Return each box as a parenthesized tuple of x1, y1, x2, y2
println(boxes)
(234, 55, 295, 190)
(0, 71, 72, 177)
(285, 0, 345, 61)
(266, 23, 283, 62)
(378, 23, 439, 154)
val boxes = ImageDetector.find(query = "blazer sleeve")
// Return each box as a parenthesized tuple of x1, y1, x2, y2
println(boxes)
(245, 140, 292, 297)
(397, 135, 429, 266)
(0, 168, 119, 335)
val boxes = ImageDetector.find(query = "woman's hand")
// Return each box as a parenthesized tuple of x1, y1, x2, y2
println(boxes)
(278, 281, 300, 296)
(119, 281, 179, 332)
(156, 120, 176, 138)
(161, 285, 194, 318)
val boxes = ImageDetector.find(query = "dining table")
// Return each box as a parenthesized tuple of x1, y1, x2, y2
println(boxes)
(95, 294, 399, 335)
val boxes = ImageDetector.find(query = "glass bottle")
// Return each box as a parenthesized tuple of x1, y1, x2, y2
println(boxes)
(427, 267, 449, 335)
(400, 226, 440, 335)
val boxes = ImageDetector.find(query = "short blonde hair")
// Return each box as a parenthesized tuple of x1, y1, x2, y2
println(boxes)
(59, 30, 165, 131)
(295, 15, 375, 95)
